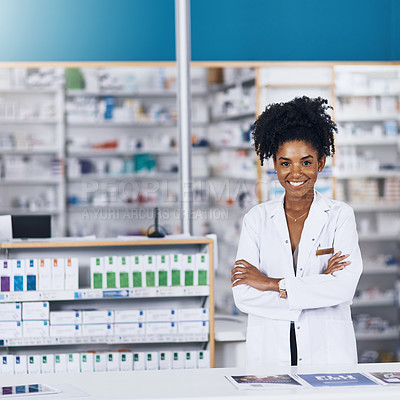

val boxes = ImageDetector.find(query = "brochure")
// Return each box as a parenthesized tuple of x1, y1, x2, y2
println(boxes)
(368, 372, 400, 385)
(297, 373, 379, 388)
(225, 374, 303, 390)
(0, 384, 60, 397)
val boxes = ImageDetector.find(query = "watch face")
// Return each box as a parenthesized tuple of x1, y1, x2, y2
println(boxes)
(279, 279, 286, 290)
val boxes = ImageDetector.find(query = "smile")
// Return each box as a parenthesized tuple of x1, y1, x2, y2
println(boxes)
(288, 180, 308, 188)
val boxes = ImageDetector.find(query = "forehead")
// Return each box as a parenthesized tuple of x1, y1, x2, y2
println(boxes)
(276, 140, 318, 158)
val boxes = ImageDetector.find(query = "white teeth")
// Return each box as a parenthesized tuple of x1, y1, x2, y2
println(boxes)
(289, 181, 305, 187)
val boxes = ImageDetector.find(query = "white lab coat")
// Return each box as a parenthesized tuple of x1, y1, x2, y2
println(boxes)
(233, 190, 362, 367)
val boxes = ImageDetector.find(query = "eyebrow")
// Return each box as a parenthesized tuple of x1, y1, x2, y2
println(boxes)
(278, 155, 314, 161)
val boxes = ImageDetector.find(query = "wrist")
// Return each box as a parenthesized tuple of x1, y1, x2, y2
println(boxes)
(278, 278, 287, 299)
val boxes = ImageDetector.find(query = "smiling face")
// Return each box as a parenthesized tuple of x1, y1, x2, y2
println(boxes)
(273, 140, 326, 201)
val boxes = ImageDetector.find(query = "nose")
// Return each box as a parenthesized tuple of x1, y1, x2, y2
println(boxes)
(290, 163, 302, 177)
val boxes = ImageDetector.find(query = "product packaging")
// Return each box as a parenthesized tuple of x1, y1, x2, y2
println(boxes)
(94, 353, 107, 372)
(90, 257, 104, 289)
(38, 258, 51, 291)
(118, 256, 131, 288)
(67, 353, 80, 373)
(156, 254, 170, 287)
(133, 352, 145, 370)
(158, 351, 172, 370)
(105, 256, 118, 289)
(26, 259, 38, 291)
(65, 258, 79, 290)
(144, 255, 156, 287)
(40, 354, 54, 374)
(22, 301, 49, 320)
(119, 352, 133, 371)
(183, 255, 197, 286)
(0, 302, 21, 321)
(14, 355, 27, 375)
(54, 354, 67, 373)
(197, 350, 210, 368)
(184, 351, 197, 369)
(171, 351, 185, 369)
(0, 260, 11, 292)
(196, 253, 209, 286)
(22, 320, 49, 337)
(131, 255, 143, 288)
(1, 355, 14, 374)
(106, 352, 119, 371)
(12, 259, 26, 291)
(51, 258, 65, 290)
(27, 355, 41, 374)
(170, 254, 183, 286)
(80, 352, 94, 372)
(145, 352, 158, 370)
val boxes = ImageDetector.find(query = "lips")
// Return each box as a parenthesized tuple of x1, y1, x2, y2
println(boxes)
(288, 180, 308, 188)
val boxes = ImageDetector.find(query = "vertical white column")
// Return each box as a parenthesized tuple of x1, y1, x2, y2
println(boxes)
(175, 0, 193, 235)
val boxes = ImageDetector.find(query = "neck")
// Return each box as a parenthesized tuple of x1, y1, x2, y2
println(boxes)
(284, 191, 314, 212)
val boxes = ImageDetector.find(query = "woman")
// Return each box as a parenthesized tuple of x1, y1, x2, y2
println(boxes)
(231, 96, 362, 368)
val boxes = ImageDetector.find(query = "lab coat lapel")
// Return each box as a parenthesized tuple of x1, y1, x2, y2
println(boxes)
(297, 191, 330, 277)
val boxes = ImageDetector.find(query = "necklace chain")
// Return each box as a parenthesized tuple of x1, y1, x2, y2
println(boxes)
(285, 210, 309, 222)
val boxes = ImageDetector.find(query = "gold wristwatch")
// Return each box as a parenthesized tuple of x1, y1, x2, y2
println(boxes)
(279, 279, 287, 299)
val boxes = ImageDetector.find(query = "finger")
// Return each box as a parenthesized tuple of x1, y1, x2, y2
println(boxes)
(231, 273, 246, 283)
(231, 266, 247, 276)
(234, 260, 252, 267)
(232, 278, 247, 288)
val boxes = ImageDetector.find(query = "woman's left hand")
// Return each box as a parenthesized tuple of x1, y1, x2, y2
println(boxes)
(231, 259, 279, 291)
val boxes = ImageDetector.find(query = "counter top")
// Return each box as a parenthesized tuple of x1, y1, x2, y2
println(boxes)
(3, 363, 400, 400)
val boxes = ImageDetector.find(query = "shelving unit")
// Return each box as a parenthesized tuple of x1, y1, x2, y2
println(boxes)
(0, 237, 215, 371)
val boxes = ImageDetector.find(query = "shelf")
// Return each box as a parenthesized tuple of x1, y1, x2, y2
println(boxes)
(355, 329, 398, 341)
(68, 203, 210, 212)
(0, 88, 59, 94)
(0, 286, 209, 303)
(0, 209, 60, 216)
(68, 149, 177, 157)
(0, 119, 59, 125)
(0, 148, 59, 155)
(0, 178, 62, 185)
(263, 83, 332, 88)
(335, 114, 399, 122)
(209, 76, 256, 92)
(352, 297, 395, 307)
(362, 266, 399, 274)
(336, 91, 400, 97)
(67, 173, 179, 182)
(0, 333, 209, 348)
(335, 137, 399, 146)
(67, 121, 177, 128)
(209, 144, 253, 151)
(358, 233, 399, 241)
(350, 203, 400, 212)
(333, 170, 399, 179)
(210, 111, 256, 122)
(66, 89, 208, 98)
(209, 175, 256, 182)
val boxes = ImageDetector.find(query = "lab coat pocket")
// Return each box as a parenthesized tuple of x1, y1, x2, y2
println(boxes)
(325, 319, 357, 364)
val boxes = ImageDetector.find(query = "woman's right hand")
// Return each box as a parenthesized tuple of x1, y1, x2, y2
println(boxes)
(323, 251, 351, 275)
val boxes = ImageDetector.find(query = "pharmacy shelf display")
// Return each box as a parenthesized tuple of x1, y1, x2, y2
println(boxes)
(0, 237, 215, 374)
(0, 69, 66, 236)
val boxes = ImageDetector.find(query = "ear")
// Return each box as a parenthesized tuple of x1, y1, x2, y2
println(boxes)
(318, 156, 326, 172)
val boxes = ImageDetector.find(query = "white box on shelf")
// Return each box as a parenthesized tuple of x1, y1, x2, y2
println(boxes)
(50, 324, 81, 337)
(118, 256, 131, 288)
(38, 258, 51, 291)
(14, 355, 27, 375)
(0, 259, 12, 292)
(119, 352, 133, 371)
(196, 253, 209, 286)
(82, 310, 114, 324)
(94, 353, 107, 372)
(22, 301, 49, 320)
(131, 255, 144, 288)
(171, 351, 185, 369)
(114, 309, 145, 323)
(23, 320, 50, 337)
(133, 352, 145, 371)
(197, 350, 210, 368)
(0, 321, 22, 338)
(67, 353, 80, 373)
(170, 254, 183, 286)
(81, 323, 114, 337)
(145, 352, 158, 370)
(90, 257, 105, 289)
(178, 321, 209, 335)
(54, 354, 67, 373)
(1, 355, 14, 374)
(65, 258, 79, 290)
(27, 354, 41, 374)
(183, 254, 197, 286)
(26, 259, 38, 291)
(50, 310, 82, 325)
(0, 302, 21, 321)
(106, 352, 119, 372)
(114, 322, 145, 336)
(144, 255, 157, 288)
(80, 353, 94, 372)
(178, 308, 209, 322)
(51, 258, 65, 290)
(146, 321, 177, 335)
(104, 256, 118, 289)
(146, 309, 177, 322)
(158, 351, 172, 370)
(156, 254, 170, 287)
(184, 351, 197, 369)
(11, 259, 26, 291)
(40, 354, 54, 374)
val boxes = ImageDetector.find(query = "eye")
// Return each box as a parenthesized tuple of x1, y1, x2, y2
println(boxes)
(280, 162, 290, 167)
(302, 160, 312, 166)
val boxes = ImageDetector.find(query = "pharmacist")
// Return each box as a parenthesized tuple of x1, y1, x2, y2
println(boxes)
(231, 96, 363, 368)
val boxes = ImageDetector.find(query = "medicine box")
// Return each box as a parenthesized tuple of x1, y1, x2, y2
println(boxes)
(144, 255, 156, 287)
(131, 255, 143, 288)
(12, 259, 26, 291)
(178, 308, 209, 322)
(197, 350, 210, 368)
(81, 323, 114, 337)
(82, 310, 114, 324)
(0, 321, 22, 338)
(146, 322, 177, 335)
(114, 322, 145, 336)
(105, 256, 118, 289)
(40, 354, 54, 374)
(26, 259, 38, 291)
(0, 302, 21, 321)
(114, 309, 145, 323)
(65, 258, 79, 290)
(27, 355, 41, 374)
(196, 253, 209, 286)
(22, 320, 49, 337)
(67, 353, 80, 373)
(133, 352, 145, 371)
(54, 354, 67, 373)
(146, 309, 177, 322)
(178, 321, 209, 335)
(51, 258, 65, 290)
(184, 351, 197, 369)
(94, 353, 107, 372)
(22, 301, 49, 320)
(119, 352, 133, 371)
(145, 352, 158, 370)
(170, 254, 183, 286)
(0, 260, 11, 292)
(80, 353, 94, 373)
(1, 355, 14, 374)
(90, 257, 104, 289)
(50, 324, 81, 337)
(171, 351, 185, 369)
(50, 310, 82, 325)
(158, 351, 172, 370)
(14, 355, 27, 375)
(106, 352, 119, 372)
(156, 255, 170, 287)
(183, 255, 197, 286)
(118, 256, 131, 288)
(38, 258, 51, 291)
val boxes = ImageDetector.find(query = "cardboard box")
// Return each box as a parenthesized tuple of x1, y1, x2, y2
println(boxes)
(146, 309, 177, 322)
(65, 258, 79, 290)
(171, 351, 185, 369)
(183, 255, 197, 286)
(22, 301, 49, 320)
(106, 352, 119, 372)
(14, 355, 27, 375)
(146, 322, 177, 335)
(81, 323, 114, 337)
(145, 352, 158, 370)
(196, 253, 209, 286)
(131, 255, 143, 288)
(197, 350, 210, 368)
(170, 254, 183, 286)
(67, 353, 80, 373)
(184, 351, 197, 369)
(158, 351, 172, 370)
(0, 321, 22, 338)
(51, 258, 65, 290)
(23, 320, 49, 337)
(38, 258, 51, 291)
(118, 256, 131, 288)
(12, 259, 26, 291)
(0, 259, 11, 292)
(119, 352, 133, 371)
(133, 352, 145, 371)
(80, 352, 94, 372)
(178, 308, 209, 322)
(0, 302, 21, 321)
(114, 309, 145, 323)
(27, 354, 41, 374)
(50, 310, 82, 325)
(54, 354, 67, 373)
(144, 255, 156, 287)
(50, 324, 81, 337)
(1, 354, 14, 374)
(26, 259, 38, 291)
(105, 256, 118, 289)
(114, 322, 145, 336)
(94, 353, 107, 372)
(178, 321, 209, 335)
(90, 257, 104, 289)
(156, 254, 170, 287)
(40, 354, 54, 374)
(81, 310, 114, 324)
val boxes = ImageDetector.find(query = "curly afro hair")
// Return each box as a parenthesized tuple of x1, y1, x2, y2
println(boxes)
(253, 96, 337, 165)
